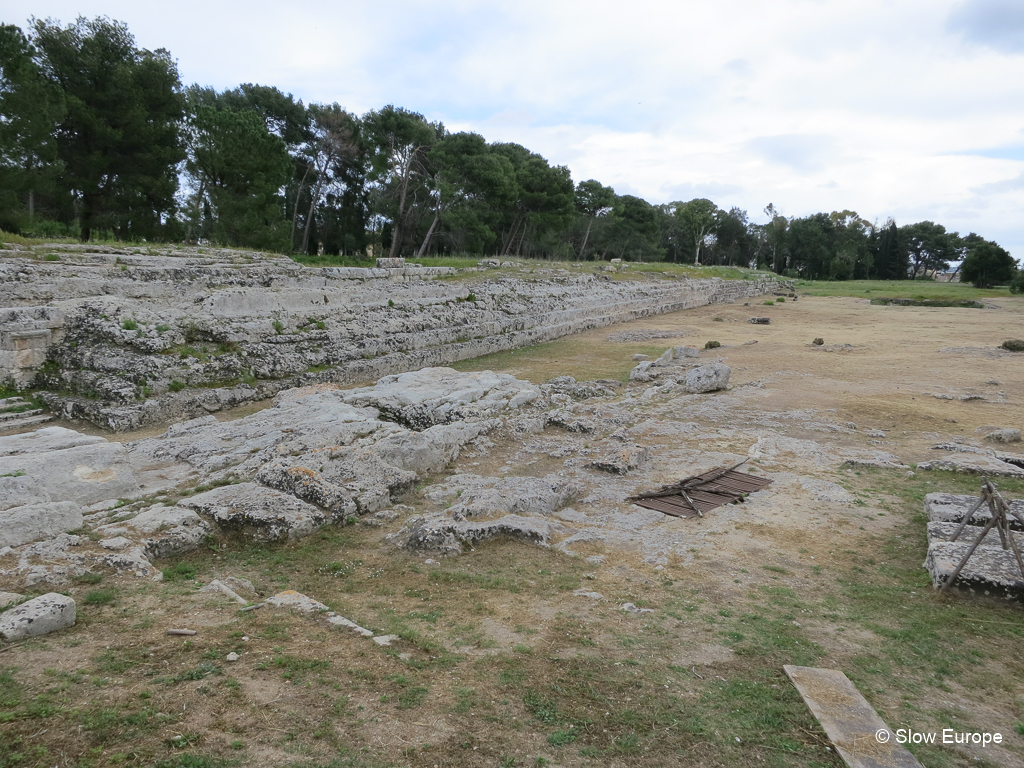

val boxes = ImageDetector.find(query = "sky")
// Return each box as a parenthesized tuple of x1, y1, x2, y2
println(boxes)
(4, 0, 1024, 257)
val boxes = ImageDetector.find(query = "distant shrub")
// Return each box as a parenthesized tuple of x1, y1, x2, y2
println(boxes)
(763, 300, 774, 305)
(1001, 339, 1024, 352)
(168, 380, 186, 392)
(1010, 271, 1024, 295)
(272, 319, 284, 334)
(704, 340, 721, 350)
(776, 297, 785, 302)
(812, 338, 824, 346)
(122, 319, 139, 331)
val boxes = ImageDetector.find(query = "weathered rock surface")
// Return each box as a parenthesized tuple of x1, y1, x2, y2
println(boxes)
(586, 444, 651, 475)
(985, 428, 1022, 444)
(179, 484, 328, 542)
(341, 368, 540, 429)
(390, 513, 552, 554)
(1, 245, 786, 431)
(924, 492, 1024, 530)
(925, 539, 1024, 594)
(0, 501, 82, 549)
(0, 592, 76, 641)
(424, 474, 580, 520)
(0, 426, 141, 547)
(917, 454, 1024, 478)
(0, 427, 140, 508)
(684, 363, 731, 394)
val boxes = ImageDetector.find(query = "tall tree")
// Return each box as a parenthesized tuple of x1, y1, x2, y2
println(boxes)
(491, 143, 574, 257)
(363, 105, 438, 258)
(416, 131, 515, 257)
(960, 239, 1017, 288)
(573, 179, 615, 260)
(0, 24, 65, 228)
(762, 203, 789, 273)
(900, 221, 955, 278)
(182, 86, 292, 250)
(786, 213, 835, 279)
(869, 219, 905, 279)
(671, 198, 720, 265)
(293, 103, 358, 255)
(31, 16, 184, 241)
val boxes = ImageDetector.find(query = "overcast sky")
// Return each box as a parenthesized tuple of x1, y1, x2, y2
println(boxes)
(4, 0, 1024, 257)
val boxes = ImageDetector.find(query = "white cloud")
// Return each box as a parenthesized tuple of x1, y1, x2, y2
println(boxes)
(7, 0, 1024, 256)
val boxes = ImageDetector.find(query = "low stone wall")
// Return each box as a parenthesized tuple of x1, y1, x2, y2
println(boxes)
(0, 307, 65, 387)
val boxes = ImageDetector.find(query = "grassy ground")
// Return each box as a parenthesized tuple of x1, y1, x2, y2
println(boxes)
(794, 279, 1012, 301)
(1, 466, 1021, 768)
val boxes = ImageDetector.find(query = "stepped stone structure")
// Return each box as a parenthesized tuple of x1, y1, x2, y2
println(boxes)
(0, 244, 788, 430)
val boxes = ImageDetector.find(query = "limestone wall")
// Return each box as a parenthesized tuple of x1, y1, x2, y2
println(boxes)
(0, 247, 789, 430)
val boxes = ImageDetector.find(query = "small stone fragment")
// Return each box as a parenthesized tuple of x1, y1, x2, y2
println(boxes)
(226, 652, 240, 662)
(620, 602, 654, 614)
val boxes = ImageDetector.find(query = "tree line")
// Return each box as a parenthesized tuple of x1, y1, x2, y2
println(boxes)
(0, 16, 1019, 287)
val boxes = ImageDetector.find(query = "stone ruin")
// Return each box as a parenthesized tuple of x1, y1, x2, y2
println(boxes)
(924, 492, 1024, 596)
(0, 245, 800, 637)
(0, 243, 789, 432)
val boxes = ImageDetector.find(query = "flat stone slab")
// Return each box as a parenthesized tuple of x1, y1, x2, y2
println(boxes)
(0, 500, 82, 548)
(917, 454, 1024, 478)
(926, 520, 1024, 549)
(0, 593, 76, 641)
(924, 540, 1024, 595)
(924, 492, 1024, 530)
(784, 665, 923, 768)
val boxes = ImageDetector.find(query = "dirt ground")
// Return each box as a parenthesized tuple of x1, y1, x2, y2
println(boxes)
(2, 294, 1024, 768)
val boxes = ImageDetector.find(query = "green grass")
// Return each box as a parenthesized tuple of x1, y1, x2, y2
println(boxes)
(83, 589, 117, 606)
(795, 278, 1015, 301)
(869, 297, 984, 308)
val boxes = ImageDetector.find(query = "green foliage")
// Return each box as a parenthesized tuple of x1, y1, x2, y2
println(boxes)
(703, 340, 721, 349)
(869, 297, 983, 308)
(122, 319, 139, 330)
(0, 24, 65, 230)
(1001, 339, 1024, 352)
(961, 240, 1017, 288)
(1010, 269, 1024, 295)
(161, 562, 196, 581)
(29, 17, 185, 241)
(182, 86, 293, 250)
(168, 380, 186, 392)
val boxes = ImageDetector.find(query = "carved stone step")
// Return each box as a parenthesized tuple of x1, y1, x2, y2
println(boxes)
(0, 408, 42, 422)
(0, 414, 54, 434)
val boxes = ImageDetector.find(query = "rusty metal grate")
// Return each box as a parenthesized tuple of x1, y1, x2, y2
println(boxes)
(630, 461, 772, 518)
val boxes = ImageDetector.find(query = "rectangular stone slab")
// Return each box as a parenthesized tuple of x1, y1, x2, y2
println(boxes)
(924, 492, 1024, 530)
(925, 540, 1024, 595)
(784, 665, 923, 768)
